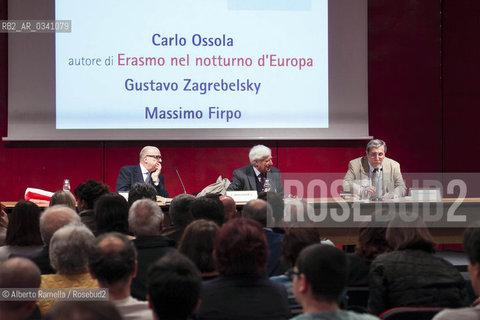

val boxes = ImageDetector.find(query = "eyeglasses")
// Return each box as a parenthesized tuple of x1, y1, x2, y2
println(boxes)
(146, 155, 162, 160)
(286, 268, 300, 281)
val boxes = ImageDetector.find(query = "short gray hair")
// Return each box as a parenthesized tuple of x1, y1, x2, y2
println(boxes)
(248, 145, 272, 164)
(366, 139, 387, 153)
(128, 199, 164, 236)
(139, 146, 159, 161)
(40, 205, 81, 245)
(49, 224, 95, 275)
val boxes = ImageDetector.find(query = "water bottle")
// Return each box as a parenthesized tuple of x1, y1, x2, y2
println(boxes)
(263, 179, 272, 192)
(63, 179, 71, 192)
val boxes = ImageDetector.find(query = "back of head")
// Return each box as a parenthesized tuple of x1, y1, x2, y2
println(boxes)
(128, 183, 157, 207)
(386, 213, 436, 252)
(94, 193, 129, 235)
(258, 191, 284, 226)
(169, 194, 195, 227)
(89, 232, 137, 285)
(214, 218, 267, 276)
(242, 199, 271, 227)
(147, 252, 201, 320)
(40, 205, 81, 246)
(355, 212, 391, 262)
(219, 195, 237, 221)
(191, 196, 224, 226)
(178, 219, 219, 273)
(282, 228, 321, 268)
(5, 200, 43, 246)
(128, 199, 164, 236)
(49, 191, 77, 210)
(249, 145, 271, 163)
(463, 224, 480, 265)
(296, 244, 346, 303)
(49, 224, 95, 275)
(45, 301, 121, 320)
(74, 180, 110, 210)
(0, 257, 41, 310)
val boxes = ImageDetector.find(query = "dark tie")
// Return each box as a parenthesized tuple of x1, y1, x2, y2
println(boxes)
(145, 172, 152, 184)
(371, 168, 381, 197)
(259, 173, 265, 188)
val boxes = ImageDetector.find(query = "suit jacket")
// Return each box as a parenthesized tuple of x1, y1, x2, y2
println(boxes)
(343, 156, 406, 197)
(116, 164, 169, 198)
(227, 165, 284, 197)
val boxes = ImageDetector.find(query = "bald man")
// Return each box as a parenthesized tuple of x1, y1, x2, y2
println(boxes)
(116, 146, 169, 198)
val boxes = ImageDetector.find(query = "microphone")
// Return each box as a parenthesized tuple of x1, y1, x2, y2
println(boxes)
(174, 166, 187, 194)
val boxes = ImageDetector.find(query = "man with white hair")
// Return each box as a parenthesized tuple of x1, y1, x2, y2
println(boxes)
(227, 145, 284, 196)
(128, 199, 176, 301)
(116, 146, 169, 197)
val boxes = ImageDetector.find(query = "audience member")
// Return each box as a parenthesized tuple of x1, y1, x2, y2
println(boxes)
(191, 195, 224, 226)
(197, 218, 290, 319)
(49, 190, 77, 210)
(94, 193, 130, 236)
(271, 228, 324, 308)
(127, 183, 157, 207)
(178, 219, 219, 279)
(433, 225, 480, 319)
(346, 217, 391, 286)
(0, 208, 7, 245)
(38, 224, 98, 315)
(162, 194, 195, 244)
(73, 180, 110, 232)
(368, 213, 468, 315)
(258, 191, 285, 233)
(88, 232, 153, 320)
(128, 199, 176, 300)
(291, 244, 378, 320)
(45, 301, 121, 320)
(242, 198, 285, 276)
(219, 195, 237, 221)
(0, 257, 41, 320)
(0, 200, 43, 262)
(147, 252, 202, 320)
(30, 205, 81, 274)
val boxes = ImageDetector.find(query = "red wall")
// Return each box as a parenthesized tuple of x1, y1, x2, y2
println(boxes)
(1, 0, 479, 200)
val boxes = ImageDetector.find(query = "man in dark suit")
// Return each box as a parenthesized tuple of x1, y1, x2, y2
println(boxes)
(116, 146, 169, 198)
(227, 145, 284, 197)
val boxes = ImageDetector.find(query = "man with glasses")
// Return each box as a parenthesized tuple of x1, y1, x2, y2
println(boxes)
(227, 144, 284, 197)
(116, 146, 169, 197)
(343, 139, 406, 199)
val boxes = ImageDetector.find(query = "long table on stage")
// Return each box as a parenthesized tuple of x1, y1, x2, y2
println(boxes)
(2, 198, 479, 246)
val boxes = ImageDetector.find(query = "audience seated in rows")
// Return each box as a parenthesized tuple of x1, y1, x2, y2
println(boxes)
(88, 232, 153, 320)
(94, 193, 130, 237)
(162, 194, 195, 245)
(197, 217, 290, 319)
(368, 213, 468, 315)
(291, 244, 378, 320)
(0, 257, 41, 320)
(0, 200, 43, 262)
(31, 205, 81, 274)
(49, 190, 77, 210)
(147, 252, 202, 320)
(433, 224, 480, 319)
(127, 183, 157, 207)
(178, 219, 219, 280)
(242, 198, 285, 276)
(346, 214, 391, 287)
(45, 301, 121, 320)
(128, 199, 176, 301)
(191, 195, 224, 226)
(38, 224, 98, 315)
(73, 180, 110, 232)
